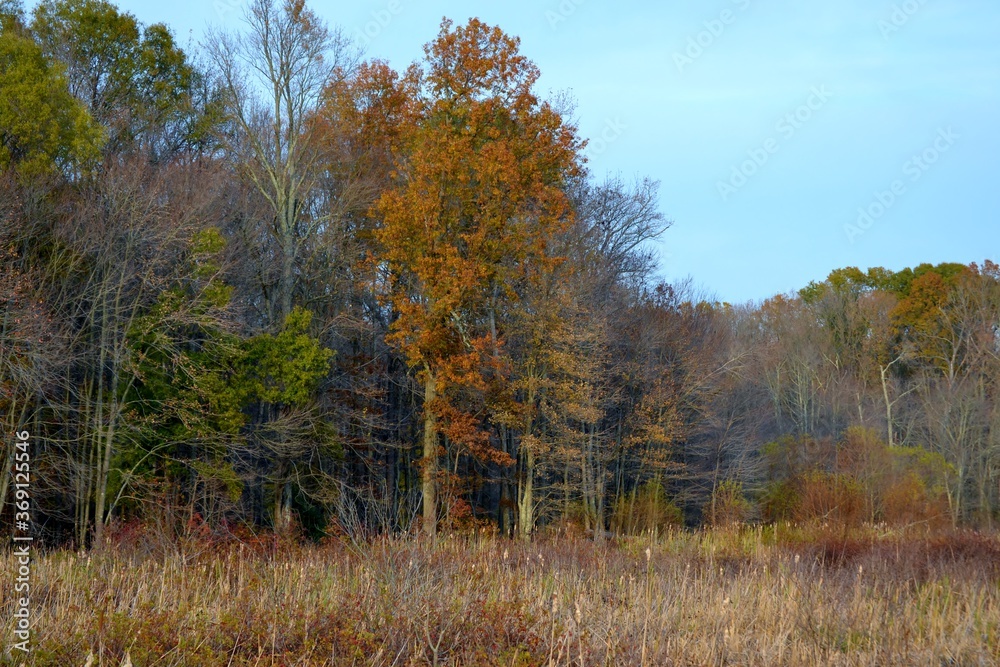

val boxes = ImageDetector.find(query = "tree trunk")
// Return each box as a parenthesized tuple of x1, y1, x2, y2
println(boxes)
(276, 480, 293, 532)
(93, 406, 117, 547)
(881, 363, 894, 447)
(517, 445, 534, 541)
(422, 369, 438, 538)
(92, 308, 111, 547)
(279, 199, 296, 326)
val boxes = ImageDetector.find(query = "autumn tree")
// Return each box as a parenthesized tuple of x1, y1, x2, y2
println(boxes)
(905, 265, 1000, 523)
(304, 60, 421, 536)
(0, 181, 69, 525)
(375, 18, 581, 537)
(479, 174, 666, 539)
(801, 269, 907, 445)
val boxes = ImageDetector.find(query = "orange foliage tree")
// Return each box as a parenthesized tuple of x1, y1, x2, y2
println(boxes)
(374, 18, 581, 536)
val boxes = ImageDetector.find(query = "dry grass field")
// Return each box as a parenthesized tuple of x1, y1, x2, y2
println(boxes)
(3, 526, 1000, 666)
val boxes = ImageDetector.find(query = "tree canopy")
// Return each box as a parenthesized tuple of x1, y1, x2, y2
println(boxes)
(1, 0, 998, 547)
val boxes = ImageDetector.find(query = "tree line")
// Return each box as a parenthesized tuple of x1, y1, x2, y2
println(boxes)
(2, 0, 998, 546)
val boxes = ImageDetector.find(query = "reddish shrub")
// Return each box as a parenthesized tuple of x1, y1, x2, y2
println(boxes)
(882, 473, 950, 528)
(796, 471, 868, 527)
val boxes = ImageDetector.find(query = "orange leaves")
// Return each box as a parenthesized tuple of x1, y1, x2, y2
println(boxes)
(424, 18, 539, 110)
(356, 21, 586, 517)
(372, 17, 581, 469)
(891, 270, 950, 336)
(433, 400, 511, 466)
(316, 60, 415, 164)
(889, 265, 984, 375)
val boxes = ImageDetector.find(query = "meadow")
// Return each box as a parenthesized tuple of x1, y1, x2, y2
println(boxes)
(3, 525, 999, 666)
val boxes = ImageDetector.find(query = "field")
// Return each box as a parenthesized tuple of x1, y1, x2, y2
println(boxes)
(3, 526, 999, 666)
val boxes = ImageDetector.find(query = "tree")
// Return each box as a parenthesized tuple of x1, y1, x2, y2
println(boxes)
(1, 0, 24, 28)
(233, 307, 334, 531)
(909, 265, 1000, 524)
(0, 184, 68, 526)
(0, 23, 102, 179)
(32, 0, 210, 158)
(375, 18, 581, 537)
(206, 0, 359, 328)
(3, 158, 225, 546)
(506, 176, 671, 540)
(114, 227, 244, 528)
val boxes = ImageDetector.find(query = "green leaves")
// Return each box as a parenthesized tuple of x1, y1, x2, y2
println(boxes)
(0, 0, 24, 30)
(32, 0, 207, 155)
(237, 308, 334, 408)
(0, 27, 102, 177)
(32, 0, 144, 111)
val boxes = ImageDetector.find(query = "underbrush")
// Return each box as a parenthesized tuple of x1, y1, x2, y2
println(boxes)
(2, 525, 998, 666)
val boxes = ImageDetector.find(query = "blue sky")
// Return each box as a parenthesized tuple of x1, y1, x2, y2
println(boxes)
(67, 0, 1000, 303)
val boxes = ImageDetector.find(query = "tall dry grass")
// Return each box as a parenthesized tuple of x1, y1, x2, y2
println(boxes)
(2, 526, 999, 666)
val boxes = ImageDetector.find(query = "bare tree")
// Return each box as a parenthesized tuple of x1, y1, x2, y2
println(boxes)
(205, 0, 359, 327)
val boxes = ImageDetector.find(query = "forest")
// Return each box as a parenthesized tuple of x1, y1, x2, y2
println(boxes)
(3, 1, 1000, 664)
(2, 0, 1000, 548)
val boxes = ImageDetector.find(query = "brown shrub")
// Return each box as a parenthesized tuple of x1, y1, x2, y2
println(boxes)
(610, 480, 683, 536)
(795, 471, 868, 527)
(881, 473, 950, 528)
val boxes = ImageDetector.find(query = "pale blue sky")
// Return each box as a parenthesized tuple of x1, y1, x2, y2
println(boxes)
(70, 0, 1000, 303)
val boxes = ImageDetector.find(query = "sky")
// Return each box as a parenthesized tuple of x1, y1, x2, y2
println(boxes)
(46, 0, 1000, 304)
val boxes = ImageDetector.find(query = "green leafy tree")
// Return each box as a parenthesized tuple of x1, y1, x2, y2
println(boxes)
(114, 229, 244, 524)
(0, 25, 102, 178)
(1, 0, 24, 30)
(31, 0, 215, 157)
(235, 307, 335, 531)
